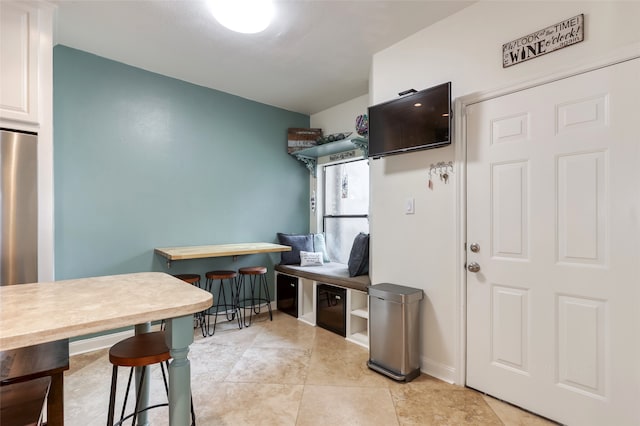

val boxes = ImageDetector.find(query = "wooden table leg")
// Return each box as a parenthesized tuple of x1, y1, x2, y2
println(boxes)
(165, 315, 193, 426)
(47, 372, 64, 426)
(134, 323, 152, 426)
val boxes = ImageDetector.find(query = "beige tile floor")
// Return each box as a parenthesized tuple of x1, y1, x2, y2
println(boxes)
(64, 311, 557, 425)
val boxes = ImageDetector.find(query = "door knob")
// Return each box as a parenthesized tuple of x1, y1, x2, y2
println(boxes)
(467, 262, 481, 273)
(470, 243, 480, 253)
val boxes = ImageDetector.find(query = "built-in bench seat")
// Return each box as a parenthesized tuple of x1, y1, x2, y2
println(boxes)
(274, 263, 370, 292)
(274, 263, 370, 348)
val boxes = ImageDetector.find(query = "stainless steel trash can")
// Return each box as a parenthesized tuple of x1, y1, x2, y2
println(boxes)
(367, 283, 423, 382)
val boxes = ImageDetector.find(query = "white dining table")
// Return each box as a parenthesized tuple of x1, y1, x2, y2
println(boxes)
(0, 272, 213, 426)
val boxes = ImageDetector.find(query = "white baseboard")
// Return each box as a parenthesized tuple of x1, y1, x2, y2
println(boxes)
(421, 356, 457, 385)
(69, 329, 132, 356)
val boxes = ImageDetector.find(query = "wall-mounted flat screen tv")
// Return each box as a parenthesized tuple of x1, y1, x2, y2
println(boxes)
(368, 82, 451, 158)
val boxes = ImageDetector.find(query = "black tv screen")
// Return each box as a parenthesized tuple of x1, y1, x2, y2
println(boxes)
(368, 82, 451, 158)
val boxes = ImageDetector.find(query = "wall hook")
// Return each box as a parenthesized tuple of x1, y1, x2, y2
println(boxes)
(428, 161, 454, 187)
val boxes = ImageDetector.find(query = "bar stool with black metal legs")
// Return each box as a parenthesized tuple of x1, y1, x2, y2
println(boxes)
(172, 274, 206, 334)
(237, 266, 272, 327)
(204, 270, 242, 335)
(160, 274, 205, 335)
(173, 273, 201, 288)
(107, 331, 195, 426)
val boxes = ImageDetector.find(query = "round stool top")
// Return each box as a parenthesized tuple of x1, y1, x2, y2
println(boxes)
(109, 331, 170, 367)
(205, 270, 237, 280)
(239, 266, 267, 275)
(173, 274, 201, 285)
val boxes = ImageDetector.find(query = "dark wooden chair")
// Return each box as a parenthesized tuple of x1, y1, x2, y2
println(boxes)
(0, 340, 69, 426)
(0, 376, 51, 426)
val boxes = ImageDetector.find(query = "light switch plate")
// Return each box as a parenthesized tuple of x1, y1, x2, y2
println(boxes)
(405, 198, 415, 214)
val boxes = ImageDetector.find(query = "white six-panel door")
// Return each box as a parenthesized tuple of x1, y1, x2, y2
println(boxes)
(466, 58, 640, 425)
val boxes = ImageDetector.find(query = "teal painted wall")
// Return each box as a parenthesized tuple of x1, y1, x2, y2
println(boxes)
(53, 45, 310, 285)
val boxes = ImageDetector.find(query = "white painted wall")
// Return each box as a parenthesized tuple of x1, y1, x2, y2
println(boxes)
(310, 94, 369, 136)
(368, 1, 640, 384)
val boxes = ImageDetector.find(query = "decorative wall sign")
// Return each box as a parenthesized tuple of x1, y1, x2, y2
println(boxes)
(503, 14, 584, 68)
(287, 128, 322, 153)
(329, 150, 356, 162)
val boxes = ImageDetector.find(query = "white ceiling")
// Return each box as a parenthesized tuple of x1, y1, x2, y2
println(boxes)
(53, 1, 473, 115)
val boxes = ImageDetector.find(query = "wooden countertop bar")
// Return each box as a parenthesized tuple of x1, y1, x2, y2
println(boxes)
(0, 272, 212, 351)
(0, 272, 213, 426)
(154, 242, 291, 261)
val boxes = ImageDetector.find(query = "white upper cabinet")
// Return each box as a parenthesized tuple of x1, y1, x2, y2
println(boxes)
(0, 2, 40, 125)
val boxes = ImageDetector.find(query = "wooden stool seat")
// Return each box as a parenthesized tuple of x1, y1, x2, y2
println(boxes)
(109, 331, 170, 367)
(173, 274, 201, 285)
(205, 270, 237, 280)
(238, 266, 267, 275)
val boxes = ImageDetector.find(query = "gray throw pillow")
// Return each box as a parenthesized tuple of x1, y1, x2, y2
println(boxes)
(347, 233, 370, 277)
(277, 233, 314, 265)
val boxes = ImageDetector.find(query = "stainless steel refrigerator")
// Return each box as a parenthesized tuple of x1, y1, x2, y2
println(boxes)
(0, 128, 37, 285)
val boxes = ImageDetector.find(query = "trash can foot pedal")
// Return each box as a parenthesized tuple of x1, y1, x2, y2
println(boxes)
(367, 360, 420, 382)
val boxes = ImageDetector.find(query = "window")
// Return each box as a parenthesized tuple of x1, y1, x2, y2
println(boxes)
(323, 159, 369, 264)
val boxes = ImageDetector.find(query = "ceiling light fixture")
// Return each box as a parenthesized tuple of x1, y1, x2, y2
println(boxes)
(207, 0, 275, 34)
